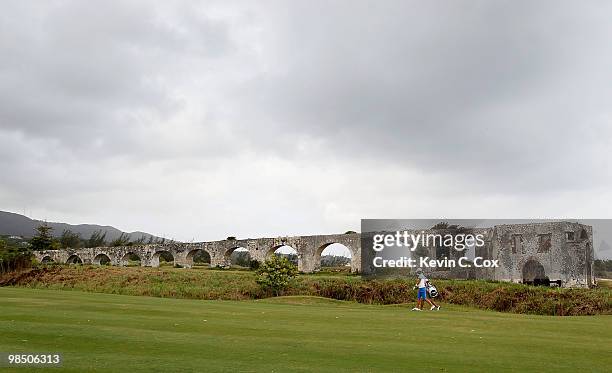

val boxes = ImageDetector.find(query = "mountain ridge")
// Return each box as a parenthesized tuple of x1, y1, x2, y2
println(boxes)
(0, 210, 165, 242)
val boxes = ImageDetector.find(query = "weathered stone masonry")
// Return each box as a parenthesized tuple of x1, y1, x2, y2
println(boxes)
(32, 222, 595, 288)
(490, 222, 594, 288)
(33, 233, 362, 273)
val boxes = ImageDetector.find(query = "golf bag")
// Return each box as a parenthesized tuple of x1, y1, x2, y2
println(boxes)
(427, 283, 439, 298)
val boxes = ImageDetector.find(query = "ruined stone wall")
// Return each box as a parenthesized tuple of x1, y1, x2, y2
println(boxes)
(357, 222, 594, 288)
(491, 222, 593, 287)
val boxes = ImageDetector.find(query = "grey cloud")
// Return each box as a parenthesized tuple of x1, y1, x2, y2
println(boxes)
(1, 1, 612, 247)
(233, 1, 612, 193)
(0, 0, 232, 154)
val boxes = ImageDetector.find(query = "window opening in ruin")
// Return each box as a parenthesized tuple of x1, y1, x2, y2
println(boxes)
(537, 234, 551, 253)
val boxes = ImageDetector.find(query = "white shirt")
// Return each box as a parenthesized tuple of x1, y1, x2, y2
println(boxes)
(418, 273, 427, 288)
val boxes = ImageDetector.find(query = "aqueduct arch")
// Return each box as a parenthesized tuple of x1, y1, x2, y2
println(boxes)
(316, 242, 353, 271)
(184, 248, 211, 268)
(151, 250, 175, 267)
(93, 253, 111, 265)
(66, 254, 83, 264)
(269, 245, 297, 256)
(224, 246, 250, 267)
(41, 255, 54, 263)
(120, 252, 142, 266)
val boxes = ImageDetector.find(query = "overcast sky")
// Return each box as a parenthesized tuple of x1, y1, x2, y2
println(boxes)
(1, 1, 612, 245)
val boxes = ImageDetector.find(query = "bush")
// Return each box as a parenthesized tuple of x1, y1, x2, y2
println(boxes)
(0, 239, 33, 273)
(256, 256, 298, 295)
(249, 259, 260, 270)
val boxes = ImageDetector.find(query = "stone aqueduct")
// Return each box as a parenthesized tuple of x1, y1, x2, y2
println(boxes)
(32, 233, 362, 273)
(31, 222, 596, 287)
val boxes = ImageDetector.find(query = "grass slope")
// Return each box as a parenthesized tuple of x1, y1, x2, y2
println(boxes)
(0, 288, 610, 372)
(3, 266, 611, 315)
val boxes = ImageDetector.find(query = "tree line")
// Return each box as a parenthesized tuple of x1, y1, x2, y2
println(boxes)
(594, 259, 612, 277)
(1, 224, 167, 273)
(29, 223, 166, 251)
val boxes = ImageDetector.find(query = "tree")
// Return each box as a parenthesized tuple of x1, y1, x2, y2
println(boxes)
(111, 233, 131, 247)
(133, 235, 147, 245)
(275, 252, 298, 266)
(431, 221, 450, 229)
(0, 237, 33, 273)
(321, 255, 350, 267)
(256, 255, 299, 296)
(594, 259, 612, 276)
(60, 230, 82, 249)
(30, 224, 55, 251)
(86, 230, 107, 248)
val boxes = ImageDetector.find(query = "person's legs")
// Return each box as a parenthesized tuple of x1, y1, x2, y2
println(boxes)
(417, 288, 427, 309)
(412, 288, 424, 310)
(413, 296, 422, 310)
(426, 296, 440, 310)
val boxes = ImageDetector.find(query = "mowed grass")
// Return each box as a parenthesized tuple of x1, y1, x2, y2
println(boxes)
(0, 288, 610, 372)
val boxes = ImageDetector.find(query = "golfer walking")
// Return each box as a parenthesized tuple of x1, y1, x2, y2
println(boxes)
(412, 268, 440, 311)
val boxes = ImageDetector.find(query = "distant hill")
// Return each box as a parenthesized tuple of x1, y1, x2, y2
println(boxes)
(0, 210, 165, 242)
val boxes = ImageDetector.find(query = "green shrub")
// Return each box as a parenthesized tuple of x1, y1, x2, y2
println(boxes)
(0, 239, 33, 273)
(256, 256, 298, 295)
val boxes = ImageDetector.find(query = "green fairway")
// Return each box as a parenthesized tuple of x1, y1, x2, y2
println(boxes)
(0, 288, 610, 372)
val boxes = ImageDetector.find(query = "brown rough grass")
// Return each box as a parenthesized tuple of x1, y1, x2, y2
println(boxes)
(2, 265, 610, 316)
